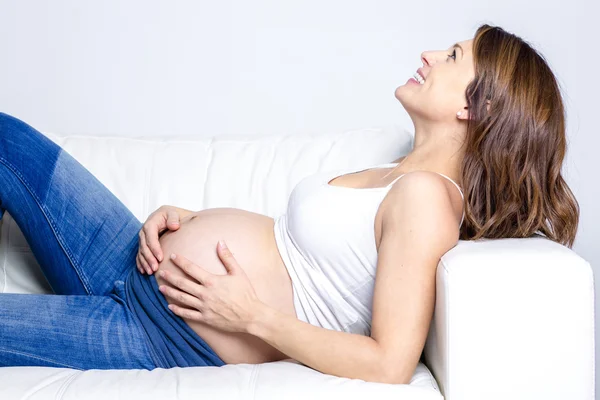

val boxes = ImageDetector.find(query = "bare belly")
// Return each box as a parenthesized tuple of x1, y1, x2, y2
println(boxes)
(154, 207, 297, 364)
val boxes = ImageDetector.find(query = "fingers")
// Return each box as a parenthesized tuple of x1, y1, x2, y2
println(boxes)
(159, 268, 206, 298)
(143, 223, 163, 264)
(167, 304, 204, 322)
(216, 241, 238, 274)
(138, 206, 184, 275)
(138, 229, 158, 273)
(166, 209, 181, 230)
(137, 251, 152, 275)
(159, 284, 204, 310)
(169, 253, 212, 286)
(136, 253, 144, 274)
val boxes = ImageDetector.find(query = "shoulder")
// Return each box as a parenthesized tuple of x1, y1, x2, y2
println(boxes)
(383, 170, 455, 206)
(380, 171, 460, 246)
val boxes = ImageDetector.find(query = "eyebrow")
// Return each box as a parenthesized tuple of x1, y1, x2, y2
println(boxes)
(452, 43, 464, 59)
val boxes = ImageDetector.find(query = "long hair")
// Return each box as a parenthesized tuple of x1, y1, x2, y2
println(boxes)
(460, 24, 579, 247)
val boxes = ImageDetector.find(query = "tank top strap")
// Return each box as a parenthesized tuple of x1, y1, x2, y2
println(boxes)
(433, 172, 465, 227)
(386, 171, 465, 227)
(386, 173, 407, 187)
(434, 172, 464, 200)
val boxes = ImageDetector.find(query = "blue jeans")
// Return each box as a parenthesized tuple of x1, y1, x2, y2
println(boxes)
(0, 112, 224, 370)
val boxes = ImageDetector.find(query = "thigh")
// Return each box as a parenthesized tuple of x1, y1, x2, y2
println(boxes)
(0, 283, 157, 370)
(0, 112, 143, 295)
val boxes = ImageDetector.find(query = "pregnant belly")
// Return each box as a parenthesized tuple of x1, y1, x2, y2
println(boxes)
(155, 207, 297, 364)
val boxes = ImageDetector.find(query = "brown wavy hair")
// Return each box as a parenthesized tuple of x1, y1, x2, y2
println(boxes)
(460, 24, 579, 247)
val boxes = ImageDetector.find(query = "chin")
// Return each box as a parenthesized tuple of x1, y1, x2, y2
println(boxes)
(395, 88, 424, 120)
(394, 85, 411, 107)
(394, 82, 416, 101)
(394, 85, 402, 100)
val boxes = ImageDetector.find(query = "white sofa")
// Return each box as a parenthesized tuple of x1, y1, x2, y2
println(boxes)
(0, 126, 594, 400)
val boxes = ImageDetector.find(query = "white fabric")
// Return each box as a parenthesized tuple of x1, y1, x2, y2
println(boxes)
(275, 162, 466, 337)
(275, 161, 468, 338)
(424, 237, 595, 400)
(0, 361, 441, 400)
(274, 163, 404, 336)
(0, 126, 594, 400)
(0, 126, 442, 399)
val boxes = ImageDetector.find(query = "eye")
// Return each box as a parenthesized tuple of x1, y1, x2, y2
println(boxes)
(447, 49, 457, 61)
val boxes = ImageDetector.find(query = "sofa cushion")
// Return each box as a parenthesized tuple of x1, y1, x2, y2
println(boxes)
(0, 125, 413, 294)
(0, 125, 444, 399)
(0, 359, 442, 400)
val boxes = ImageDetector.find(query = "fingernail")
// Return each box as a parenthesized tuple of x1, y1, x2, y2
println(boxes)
(218, 240, 226, 249)
(170, 253, 176, 260)
(158, 285, 165, 292)
(152, 264, 157, 271)
(159, 270, 165, 277)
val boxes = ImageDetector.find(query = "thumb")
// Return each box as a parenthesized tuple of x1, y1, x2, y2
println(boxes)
(217, 241, 238, 274)
(166, 210, 180, 230)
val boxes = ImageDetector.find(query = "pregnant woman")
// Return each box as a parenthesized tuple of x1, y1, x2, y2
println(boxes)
(0, 24, 579, 384)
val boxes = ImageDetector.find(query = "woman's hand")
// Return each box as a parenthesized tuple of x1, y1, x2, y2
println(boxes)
(137, 205, 185, 274)
(158, 241, 264, 334)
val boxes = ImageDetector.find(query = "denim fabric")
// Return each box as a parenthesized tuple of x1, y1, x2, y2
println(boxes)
(0, 112, 224, 370)
(126, 271, 225, 367)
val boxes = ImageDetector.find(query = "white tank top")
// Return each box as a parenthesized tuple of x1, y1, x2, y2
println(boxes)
(273, 163, 464, 335)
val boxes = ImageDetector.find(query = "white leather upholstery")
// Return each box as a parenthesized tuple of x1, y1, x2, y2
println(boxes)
(0, 127, 594, 399)
(425, 237, 595, 400)
(0, 126, 442, 399)
(0, 361, 442, 400)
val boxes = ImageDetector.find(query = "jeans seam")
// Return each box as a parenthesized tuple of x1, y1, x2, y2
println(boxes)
(0, 154, 93, 294)
(0, 347, 82, 370)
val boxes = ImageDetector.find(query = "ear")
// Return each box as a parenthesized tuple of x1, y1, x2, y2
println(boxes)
(456, 100, 491, 120)
(456, 108, 470, 120)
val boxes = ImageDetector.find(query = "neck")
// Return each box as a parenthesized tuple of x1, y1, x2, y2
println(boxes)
(400, 119, 465, 183)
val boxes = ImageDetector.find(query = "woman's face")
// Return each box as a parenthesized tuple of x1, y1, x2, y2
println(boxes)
(395, 39, 475, 123)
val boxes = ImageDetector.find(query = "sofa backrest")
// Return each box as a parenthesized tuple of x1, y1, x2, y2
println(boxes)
(0, 125, 413, 294)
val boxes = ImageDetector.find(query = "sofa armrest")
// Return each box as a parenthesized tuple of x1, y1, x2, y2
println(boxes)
(423, 236, 595, 400)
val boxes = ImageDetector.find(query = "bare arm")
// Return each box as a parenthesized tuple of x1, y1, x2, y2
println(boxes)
(159, 171, 460, 383)
(248, 171, 460, 383)
(369, 171, 459, 382)
(248, 303, 387, 382)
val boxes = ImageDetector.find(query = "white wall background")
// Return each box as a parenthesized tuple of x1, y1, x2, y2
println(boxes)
(0, 0, 597, 395)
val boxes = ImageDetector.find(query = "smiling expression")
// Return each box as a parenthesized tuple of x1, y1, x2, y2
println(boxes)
(395, 39, 476, 123)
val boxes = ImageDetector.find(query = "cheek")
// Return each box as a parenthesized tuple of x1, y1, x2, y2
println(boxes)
(422, 80, 467, 114)
(395, 78, 464, 118)
(395, 82, 436, 115)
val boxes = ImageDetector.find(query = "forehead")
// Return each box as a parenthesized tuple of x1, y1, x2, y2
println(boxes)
(454, 39, 473, 54)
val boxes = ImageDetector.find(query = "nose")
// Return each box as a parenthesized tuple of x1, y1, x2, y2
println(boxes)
(421, 52, 430, 67)
(421, 50, 447, 67)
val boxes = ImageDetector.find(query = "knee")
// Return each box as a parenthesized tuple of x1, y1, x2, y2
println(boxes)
(0, 112, 17, 124)
(0, 112, 26, 135)
(0, 112, 50, 156)
(0, 112, 44, 144)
